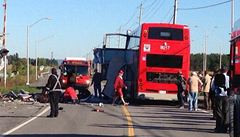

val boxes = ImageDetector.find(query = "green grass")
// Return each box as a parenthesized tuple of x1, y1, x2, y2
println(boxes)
(0, 86, 39, 94)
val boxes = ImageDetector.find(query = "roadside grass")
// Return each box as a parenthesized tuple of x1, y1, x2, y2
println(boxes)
(0, 86, 39, 94)
(0, 75, 39, 94)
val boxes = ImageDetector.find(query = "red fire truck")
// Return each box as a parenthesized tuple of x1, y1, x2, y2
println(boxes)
(60, 57, 91, 89)
(94, 23, 190, 101)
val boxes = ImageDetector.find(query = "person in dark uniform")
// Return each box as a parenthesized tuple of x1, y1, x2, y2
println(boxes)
(91, 69, 102, 98)
(176, 71, 186, 109)
(46, 68, 62, 118)
(213, 67, 230, 133)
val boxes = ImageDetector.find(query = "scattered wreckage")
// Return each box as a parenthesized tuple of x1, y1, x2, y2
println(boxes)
(0, 87, 92, 104)
(0, 89, 47, 103)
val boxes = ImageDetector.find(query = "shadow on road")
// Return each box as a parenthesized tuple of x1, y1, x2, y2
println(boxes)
(129, 106, 216, 134)
(4, 134, 121, 137)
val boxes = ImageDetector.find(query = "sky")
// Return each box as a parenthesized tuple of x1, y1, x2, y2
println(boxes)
(1, 0, 240, 60)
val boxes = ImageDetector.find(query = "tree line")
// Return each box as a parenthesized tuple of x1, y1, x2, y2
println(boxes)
(5, 53, 229, 75)
(190, 53, 229, 72)
(7, 53, 58, 75)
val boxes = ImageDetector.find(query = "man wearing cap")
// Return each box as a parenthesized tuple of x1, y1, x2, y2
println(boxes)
(188, 71, 203, 111)
(213, 67, 230, 133)
(176, 71, 186, 109)
(112, 70, 129, 106)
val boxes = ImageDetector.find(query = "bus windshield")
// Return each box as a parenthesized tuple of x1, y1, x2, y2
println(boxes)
(148, 27, 183, 41)
(64, 65, 88, 75)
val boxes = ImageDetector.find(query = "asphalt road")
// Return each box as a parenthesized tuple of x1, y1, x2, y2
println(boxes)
(1, 103, 127, 137)
(127, 104, 229, 137)
(0, 101, 45, 134)
(1, 99, 230, 137)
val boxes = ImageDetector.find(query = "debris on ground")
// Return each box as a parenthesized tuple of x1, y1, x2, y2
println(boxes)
(92, 108, 104, 112)
(98, 102, 104, 107)
(0, 90, 40, 103)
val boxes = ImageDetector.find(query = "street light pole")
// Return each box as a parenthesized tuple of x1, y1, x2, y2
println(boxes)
(35, 34, 54, 80)
(26, 25, 30, 85)
(194, 25, 217, 73)
(26, 17, 51, 85)
(35, 40, 38, 80)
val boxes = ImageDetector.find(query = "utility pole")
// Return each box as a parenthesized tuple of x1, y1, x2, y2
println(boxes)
(138, 2, 143, 27)
(231, 0, 234, 32)
(173, 0, 178, 24)
(2, 0, 7, 87)
(51, 51, 53, 66)
(203, 31, 207, 72)
(220, 45, 222, 69)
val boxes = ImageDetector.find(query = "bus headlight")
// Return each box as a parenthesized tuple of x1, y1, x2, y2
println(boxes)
(62, 79, 67, 83)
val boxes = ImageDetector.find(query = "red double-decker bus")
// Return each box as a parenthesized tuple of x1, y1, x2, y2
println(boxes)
(129, 23, 190, 100)
(94, 23, 190, 101)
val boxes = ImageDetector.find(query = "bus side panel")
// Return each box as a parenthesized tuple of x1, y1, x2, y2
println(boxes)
(234, 41, 240, 75)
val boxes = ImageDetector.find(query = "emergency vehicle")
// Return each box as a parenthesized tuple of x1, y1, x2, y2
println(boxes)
(229, 17, 240, 137)
(60, 57, 91, 89)
(93, 23, 190, 101)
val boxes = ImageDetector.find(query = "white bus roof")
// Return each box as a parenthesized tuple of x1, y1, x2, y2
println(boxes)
(65, 57, 87, 61)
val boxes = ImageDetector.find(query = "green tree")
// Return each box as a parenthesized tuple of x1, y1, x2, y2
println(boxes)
(190, 53, 229, 71)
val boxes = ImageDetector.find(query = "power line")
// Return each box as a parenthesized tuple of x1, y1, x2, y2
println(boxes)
(168, 14, 174, 24)
(121, 8, 138, 28)
(162, 7, 174, 22)
(178, 0, 231, 10)
(143, 0, 165, 21)
(143, 0, 158, 16)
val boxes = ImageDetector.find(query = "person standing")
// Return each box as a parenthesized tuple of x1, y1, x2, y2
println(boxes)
(91, 69, 102, 98)
(213, 67, 230, 133)
(176, 71, 186, 109)
(203, 71, 212, 110)
(188, 71, 203, 111)
(112, 70, 129, 106)
(46, 68, 62, 118)
(209, 69, 220, 120)
(0, 48, 9, 74)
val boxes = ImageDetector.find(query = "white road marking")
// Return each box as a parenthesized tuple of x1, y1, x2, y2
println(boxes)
(1, 106, 50, 136)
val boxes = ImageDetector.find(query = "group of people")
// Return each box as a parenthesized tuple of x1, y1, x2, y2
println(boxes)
(45, 68, 128, 118)
(177, 67, 230, 133)
(91, 69, 129, 106)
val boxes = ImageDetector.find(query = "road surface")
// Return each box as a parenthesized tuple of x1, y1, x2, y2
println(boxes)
(1, 99, 229, 137)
